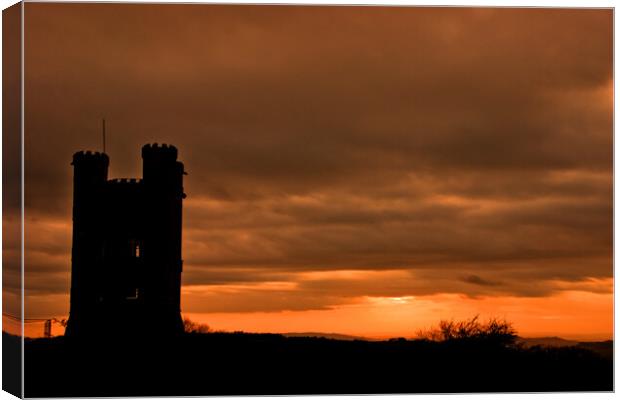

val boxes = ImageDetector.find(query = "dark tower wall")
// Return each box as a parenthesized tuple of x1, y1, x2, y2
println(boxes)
(66, 151, 109, 337)
(101, 178, 146, 330)
(66, 144, 185, 337)
(141, 144, 185, 334)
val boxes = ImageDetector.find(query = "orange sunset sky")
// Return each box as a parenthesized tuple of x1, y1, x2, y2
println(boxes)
(3, 4, 613, 340)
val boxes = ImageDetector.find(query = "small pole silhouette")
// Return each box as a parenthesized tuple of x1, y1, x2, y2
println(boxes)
(44, 319, 52, 338)
(102, 118, 106, 153)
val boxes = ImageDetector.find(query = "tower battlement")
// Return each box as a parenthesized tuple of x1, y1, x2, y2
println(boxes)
(71, 150, 109, 165)
(142, 143, 178, 162)
(108, 178, 143, 185)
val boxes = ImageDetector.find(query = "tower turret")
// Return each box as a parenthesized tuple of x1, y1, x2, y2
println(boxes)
(141, 143, 185, 334)
(66, 151, 109, 337)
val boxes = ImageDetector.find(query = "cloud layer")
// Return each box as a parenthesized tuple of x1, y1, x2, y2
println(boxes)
(20, 5, 612, 319)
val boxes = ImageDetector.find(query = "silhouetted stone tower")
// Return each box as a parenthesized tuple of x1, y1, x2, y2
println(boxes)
(65, 144, 186, 337)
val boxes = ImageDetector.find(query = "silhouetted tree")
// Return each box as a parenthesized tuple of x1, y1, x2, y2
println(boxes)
(53, 318, 68, 328)
(182, 318, 211, 334)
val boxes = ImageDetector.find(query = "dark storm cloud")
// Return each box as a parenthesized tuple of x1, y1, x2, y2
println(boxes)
(461, 275, 501, 287)
(22, 4, 612, 315)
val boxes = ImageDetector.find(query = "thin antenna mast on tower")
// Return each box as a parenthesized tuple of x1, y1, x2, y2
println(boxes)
(102, 118, 106, 153)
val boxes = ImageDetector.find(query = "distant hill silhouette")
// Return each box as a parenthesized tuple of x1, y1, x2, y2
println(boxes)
(518, 336, 580, 347)
(517, 336, 579, 347)
(517, 337, 613, 359)
(576, 340, 614, 360)
(283, 332, 372, 341)
(283, 333, 613, 351)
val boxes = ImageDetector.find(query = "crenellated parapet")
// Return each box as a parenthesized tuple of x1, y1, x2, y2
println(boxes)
(71, 150, 109, 188)
(142, 143, 185, 193)
(141, 143, 178, 162)
(71, 150, 109, 166)
(106, 179, 144, 198)
(108, 178, 143, 185)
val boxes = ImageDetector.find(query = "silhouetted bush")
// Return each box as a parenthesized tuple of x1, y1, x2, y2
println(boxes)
(417, 315, 517, 347)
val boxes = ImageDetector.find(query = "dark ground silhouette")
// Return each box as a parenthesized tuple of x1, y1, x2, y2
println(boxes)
(19, 331, 612, 397)
(2, 332, 21, 397)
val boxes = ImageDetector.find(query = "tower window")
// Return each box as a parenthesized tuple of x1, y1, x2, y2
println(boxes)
(126, 288, 139, 300)
(129, 239, 141, 258)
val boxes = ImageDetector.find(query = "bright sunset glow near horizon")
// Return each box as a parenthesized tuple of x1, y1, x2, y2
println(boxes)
(4, 4, 612, 341)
